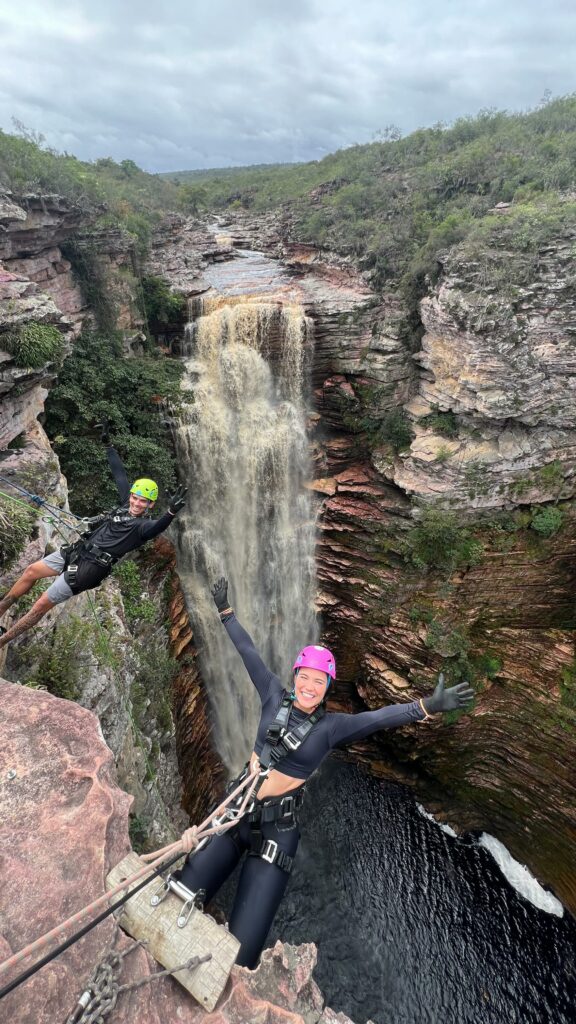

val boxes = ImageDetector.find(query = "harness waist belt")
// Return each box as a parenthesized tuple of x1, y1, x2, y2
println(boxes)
(246, 791, 304, 826)
(82, 542, 119, 568)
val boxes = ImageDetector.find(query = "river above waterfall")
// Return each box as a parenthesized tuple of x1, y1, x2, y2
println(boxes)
(217, 757, 576, 1024)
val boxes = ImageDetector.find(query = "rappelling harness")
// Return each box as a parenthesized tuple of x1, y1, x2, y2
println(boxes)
(60, 508, 145, 594)
(218, 691, 326, 870)
(174, 690, 326, 904)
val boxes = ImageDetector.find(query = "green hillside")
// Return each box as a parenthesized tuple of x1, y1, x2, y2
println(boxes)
(0, 123, 180, 253)
(170, 96, 576, 290)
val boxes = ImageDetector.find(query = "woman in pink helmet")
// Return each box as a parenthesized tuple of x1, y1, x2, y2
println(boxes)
(176, 577, 473, 969)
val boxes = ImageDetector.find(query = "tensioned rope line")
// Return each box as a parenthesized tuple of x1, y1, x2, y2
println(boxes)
(0, 486, 81, 537)
(0, 764, 261, 999)
(0, 474, 84, 522)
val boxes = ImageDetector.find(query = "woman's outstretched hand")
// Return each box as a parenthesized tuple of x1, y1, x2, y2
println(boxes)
(423, 672, 474, 714)
(212, 577, 230, 612)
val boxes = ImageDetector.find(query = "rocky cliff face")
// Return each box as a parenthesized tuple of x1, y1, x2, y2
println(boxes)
(311, 224, 576, 915)
(150, 210, 576, 916)
(0, 679, 360, 1024)
(0, 192, 217, 851)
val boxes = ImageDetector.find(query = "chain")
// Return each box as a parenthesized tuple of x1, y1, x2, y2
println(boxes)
(65, 938, 212, 1024)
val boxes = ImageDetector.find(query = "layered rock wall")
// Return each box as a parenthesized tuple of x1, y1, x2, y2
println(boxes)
(0, 193, 216, 849)
(153, 211, 576, 914)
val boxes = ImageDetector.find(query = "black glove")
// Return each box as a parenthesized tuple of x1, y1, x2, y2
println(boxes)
(168, 484, 188, 514)
(96, 416, 110, 446)
(212, 577, 230, 612)
(423, 672, 475, 714)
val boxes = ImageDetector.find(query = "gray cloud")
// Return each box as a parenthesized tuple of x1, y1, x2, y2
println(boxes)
(0, 0, 574, 171)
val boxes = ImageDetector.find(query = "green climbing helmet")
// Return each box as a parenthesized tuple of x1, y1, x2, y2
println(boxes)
(130, 478, 158, 502)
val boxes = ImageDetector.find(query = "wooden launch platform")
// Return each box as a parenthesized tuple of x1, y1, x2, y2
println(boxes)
(107, 852, 239, 1011)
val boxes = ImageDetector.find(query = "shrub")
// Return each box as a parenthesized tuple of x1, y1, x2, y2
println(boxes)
(342, 384, 413, 452)
(140, 276, 187, 326)
(1, 322, 63, 368)
(530, 506, 564, 538)
(463, 461, 491, 499)
(44, 328, 183, 514)
(128, 815, 149, 852)
(404, 506, 484, 571)
(380, 409, 413, 452)
(114, 559, 156, 625)
(24, 616, 95, 700)
(0, 494, 36, 569)
(419, 406, 459, 438)
(435, 445, 453, 464)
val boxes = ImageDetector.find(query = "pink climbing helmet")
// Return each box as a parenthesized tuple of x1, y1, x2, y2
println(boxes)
(292, 645, 336, 685)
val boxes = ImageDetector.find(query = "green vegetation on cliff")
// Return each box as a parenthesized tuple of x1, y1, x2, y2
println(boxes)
(0, 122, 179, 247)
(1, 321, 64, 369)
(404, 506, 484, 572)
(0, 494, 36, 569)
(140, 275, 188, 327)
(169, 95, 576, 291)
(44, 329, 183, 514)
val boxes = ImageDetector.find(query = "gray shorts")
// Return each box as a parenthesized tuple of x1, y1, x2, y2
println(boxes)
(42, 551, 74, 605)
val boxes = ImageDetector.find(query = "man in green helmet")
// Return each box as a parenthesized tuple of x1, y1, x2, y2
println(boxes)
(0, 441, 187, 648)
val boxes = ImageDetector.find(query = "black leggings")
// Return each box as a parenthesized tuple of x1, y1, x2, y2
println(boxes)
(178, 815, 300, 968)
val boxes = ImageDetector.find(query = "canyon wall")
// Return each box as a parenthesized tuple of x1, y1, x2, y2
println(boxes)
(1, 189, 575, 919)
(0, 193, 216, 845)
(147, 209, 576, 913)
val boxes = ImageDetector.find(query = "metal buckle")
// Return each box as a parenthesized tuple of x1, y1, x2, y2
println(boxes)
(280, 795, 294, 816)
(261, 839, 278, 864)
(282, 732, 300, 751)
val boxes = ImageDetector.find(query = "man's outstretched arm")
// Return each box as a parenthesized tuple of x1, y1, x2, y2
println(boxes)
(106, 446, 131, 504)
(137, 484, 188, 541)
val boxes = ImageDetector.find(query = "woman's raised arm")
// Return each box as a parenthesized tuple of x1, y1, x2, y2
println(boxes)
(212, 577, 281, 704)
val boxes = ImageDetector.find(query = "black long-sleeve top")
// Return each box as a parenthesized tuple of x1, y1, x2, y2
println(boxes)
(82, 447, 175, 559)
(223, 612, 426, 781)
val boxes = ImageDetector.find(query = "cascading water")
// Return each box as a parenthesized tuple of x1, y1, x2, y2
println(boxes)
(172, 292, 316, 772)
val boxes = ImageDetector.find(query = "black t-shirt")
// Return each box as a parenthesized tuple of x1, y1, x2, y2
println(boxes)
(83, 447, 174, 560)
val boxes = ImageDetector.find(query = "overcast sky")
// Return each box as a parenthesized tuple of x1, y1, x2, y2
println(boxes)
(1, 0, 575, 172)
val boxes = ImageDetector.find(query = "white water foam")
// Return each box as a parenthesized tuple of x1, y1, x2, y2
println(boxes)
(478, 833, 564, 917)
(416, 803, 458, 837)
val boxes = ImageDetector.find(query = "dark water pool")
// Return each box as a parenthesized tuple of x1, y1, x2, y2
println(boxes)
(218, 758, 576, 1024)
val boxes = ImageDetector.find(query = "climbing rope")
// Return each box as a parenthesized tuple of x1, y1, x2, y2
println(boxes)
(65, 937, 211, 1024)
(0, 764, 261, 1000)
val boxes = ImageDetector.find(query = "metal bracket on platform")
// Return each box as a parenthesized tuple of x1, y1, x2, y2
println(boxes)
(150, 873, 206, 928)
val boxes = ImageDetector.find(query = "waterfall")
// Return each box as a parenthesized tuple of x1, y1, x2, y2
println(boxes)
(172, 294, 317, 772)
